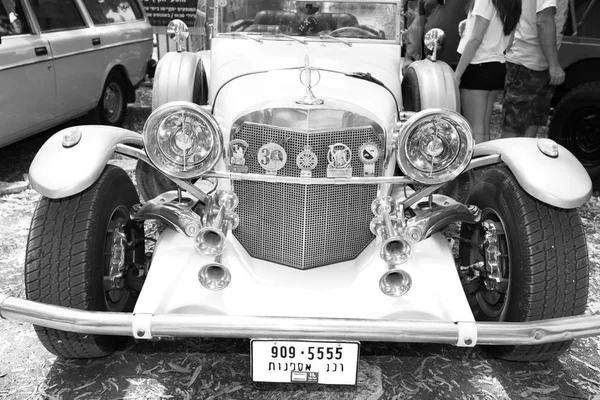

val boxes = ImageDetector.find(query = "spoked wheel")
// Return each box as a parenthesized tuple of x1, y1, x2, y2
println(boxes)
(461, 214, 510, 321)
(25, 165, 145, 358)
(459, 166, 589, 361)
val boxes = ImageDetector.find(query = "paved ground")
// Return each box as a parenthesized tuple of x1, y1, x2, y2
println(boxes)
(0, 89, 599, 400)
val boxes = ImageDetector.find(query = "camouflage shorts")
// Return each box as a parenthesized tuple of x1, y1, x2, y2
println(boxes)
(502, 62, 555, 134)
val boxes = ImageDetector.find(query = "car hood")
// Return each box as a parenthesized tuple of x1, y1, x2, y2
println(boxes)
(209, 37, 401, 134)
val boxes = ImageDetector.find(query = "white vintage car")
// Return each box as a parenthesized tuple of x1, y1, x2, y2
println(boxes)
(1, 0, 598, 386)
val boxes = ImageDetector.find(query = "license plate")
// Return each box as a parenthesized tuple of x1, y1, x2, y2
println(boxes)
(251, 340, 360, 385)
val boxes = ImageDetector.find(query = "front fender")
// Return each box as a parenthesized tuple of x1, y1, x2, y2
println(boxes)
(29, 126, 142, 199)
(474, 138, 592, 209)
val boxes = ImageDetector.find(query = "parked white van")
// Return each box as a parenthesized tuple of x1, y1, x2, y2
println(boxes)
(0, 0, 153, 147)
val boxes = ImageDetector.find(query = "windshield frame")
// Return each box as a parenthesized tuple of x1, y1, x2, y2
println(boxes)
(211, 0, 403, 45)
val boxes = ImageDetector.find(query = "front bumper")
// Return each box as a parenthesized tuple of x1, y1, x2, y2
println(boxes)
(2, 292, 599, 347)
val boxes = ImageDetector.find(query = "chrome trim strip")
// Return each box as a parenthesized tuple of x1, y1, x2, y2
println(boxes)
(206, 170, 412, 184)
(50, 38, 154, 62)
(0, 38, 153, 72)
(1, 293, 600, 346)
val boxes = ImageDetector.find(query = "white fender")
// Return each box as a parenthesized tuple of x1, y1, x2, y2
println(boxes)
(474, 138, 592, 209)
(29, 126, 141, 199)
(407, 59, 460, 112)
(152, 52, 205, 109)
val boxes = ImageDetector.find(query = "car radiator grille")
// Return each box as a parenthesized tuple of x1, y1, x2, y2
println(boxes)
(232, 122, 382, 270)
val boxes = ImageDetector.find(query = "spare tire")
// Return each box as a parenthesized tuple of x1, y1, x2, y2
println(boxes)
(401, 66, 422, 112)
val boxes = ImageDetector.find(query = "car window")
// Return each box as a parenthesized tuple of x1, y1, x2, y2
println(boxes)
(565, 0, 600, 39)
(218, 1, 398, 41)
(30, 0, 86, 32)
(0, 0, 31, 35)
(82, 0, 143, 24)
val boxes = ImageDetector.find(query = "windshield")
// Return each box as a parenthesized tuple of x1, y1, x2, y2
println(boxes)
(215, 1, 399, 42)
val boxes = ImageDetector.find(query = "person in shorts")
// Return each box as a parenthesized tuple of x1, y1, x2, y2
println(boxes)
(502, 0, 568, 137)
(455, 0, 521, 143)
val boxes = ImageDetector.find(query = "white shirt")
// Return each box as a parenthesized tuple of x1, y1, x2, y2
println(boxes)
(505, 0, 569, 71)
(457, 0, 512, 64)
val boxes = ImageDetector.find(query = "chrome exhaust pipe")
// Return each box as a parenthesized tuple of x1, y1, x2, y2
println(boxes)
(379, 269, 412, 297)
(198, 262, 231, 290)
(194, 191, 239, 257)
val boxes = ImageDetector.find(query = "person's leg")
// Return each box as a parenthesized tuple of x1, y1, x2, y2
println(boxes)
(483, 90, 498, 141)
(502, 62, 534, 137)
(460, 88, 489, 144)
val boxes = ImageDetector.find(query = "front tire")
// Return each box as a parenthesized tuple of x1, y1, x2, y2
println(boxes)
(25, 165, 144, 358)
(459, 166, 589, 361)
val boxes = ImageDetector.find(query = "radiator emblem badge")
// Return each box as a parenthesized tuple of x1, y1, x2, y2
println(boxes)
(359, 143, 380, 177)
(228, 139, 249, 173)
(296, 145, 318, 177)
(258, 143, 287, 175)
(327, 143, 352, 178)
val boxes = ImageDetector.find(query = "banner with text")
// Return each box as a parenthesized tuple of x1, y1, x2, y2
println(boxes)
(141, 0, 199, 26)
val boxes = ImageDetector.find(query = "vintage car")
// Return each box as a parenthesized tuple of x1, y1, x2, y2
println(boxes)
(0, 0, 599, 386)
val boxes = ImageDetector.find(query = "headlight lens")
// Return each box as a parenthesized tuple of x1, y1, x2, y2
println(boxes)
(396, 109, 474, 184)
(143, 101, 223, 179)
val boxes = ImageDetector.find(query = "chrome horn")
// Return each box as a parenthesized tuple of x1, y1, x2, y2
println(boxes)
(194, 191, 239, 257)
(370, 197, 412, 265)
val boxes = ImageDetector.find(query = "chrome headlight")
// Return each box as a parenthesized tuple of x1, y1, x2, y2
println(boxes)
(143, 101, 223, 179)
(396, 109, 474, 184)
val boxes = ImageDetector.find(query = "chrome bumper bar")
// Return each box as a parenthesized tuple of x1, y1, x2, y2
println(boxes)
(2, 293, 599, 347)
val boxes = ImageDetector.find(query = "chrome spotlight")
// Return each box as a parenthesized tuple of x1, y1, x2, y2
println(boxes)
(143, 101, 223, 179)
(380, 269, 412, 297)
(396, 109, 474, 185)
(198, 263, 231, 291)
(167, 19, 189, 52)
(424, 28, 445, 62)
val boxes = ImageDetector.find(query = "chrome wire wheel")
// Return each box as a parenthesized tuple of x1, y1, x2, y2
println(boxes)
(461, 212, 511, 321)
(103, 205, 135, 312)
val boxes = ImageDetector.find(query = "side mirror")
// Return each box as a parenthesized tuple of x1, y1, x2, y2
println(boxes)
(167, 19, 190, 52)
(424, 28, 445, 62)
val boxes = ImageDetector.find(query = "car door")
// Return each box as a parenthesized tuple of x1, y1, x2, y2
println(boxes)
(0, 0, 56, 147)
(31, 0, 105, 121)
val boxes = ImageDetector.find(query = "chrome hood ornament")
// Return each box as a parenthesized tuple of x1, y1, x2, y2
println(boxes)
(296, 55, 324, 105)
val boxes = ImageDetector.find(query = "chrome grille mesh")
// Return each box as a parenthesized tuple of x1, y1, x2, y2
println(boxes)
(232, 122, 381, 269)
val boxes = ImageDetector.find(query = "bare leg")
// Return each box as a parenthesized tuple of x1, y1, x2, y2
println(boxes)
(484, 90, 498, 141)
(460, 88, 489, 144)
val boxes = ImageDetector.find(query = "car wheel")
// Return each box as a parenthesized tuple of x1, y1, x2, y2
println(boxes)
(135, 159, 178, 201)
(25, 165, 145, 358)
(549, 82, 600, 189)
(459, 166, 589, 361)
(401, 66, 421, 112)
(97, 71, 127, 126)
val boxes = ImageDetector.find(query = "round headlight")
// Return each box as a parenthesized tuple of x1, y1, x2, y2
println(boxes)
(396, 109, 474, 184)
(143, 101, 223, 179)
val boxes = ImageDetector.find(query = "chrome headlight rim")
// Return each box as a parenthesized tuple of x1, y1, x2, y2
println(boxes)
(143, 101, 223, 179)
(396, 108, 474, 185)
